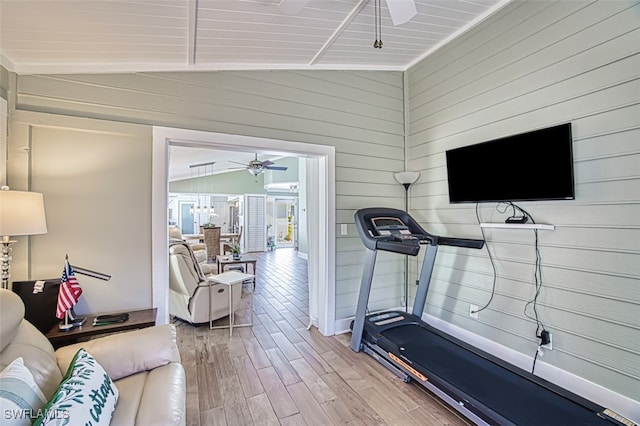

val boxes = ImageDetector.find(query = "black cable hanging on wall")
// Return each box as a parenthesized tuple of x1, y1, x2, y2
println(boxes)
(373, 0, 383, 49)
(474, 202, 549, 373)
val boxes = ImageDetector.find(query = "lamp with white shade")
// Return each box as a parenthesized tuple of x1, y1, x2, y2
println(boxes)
(394, 171, 420, 211)
(393, 171, 420, 312)
(0, 186, 48, 289)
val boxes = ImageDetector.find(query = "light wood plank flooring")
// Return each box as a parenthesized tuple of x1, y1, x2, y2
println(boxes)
(175, 248, 469, 426)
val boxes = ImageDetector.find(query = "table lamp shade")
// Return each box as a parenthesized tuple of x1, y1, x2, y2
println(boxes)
(0, 189, 48, 236)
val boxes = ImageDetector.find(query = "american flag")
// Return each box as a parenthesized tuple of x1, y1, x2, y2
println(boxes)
(56, 260, 83, 319)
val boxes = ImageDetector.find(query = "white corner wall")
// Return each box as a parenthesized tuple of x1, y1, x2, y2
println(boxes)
(7, 111, 153, 315)
(407, 0, 639, 418)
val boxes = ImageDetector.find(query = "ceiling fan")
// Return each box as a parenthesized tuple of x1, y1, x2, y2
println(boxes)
(229, 154, 289, 176)
(278, 0, 417, 26)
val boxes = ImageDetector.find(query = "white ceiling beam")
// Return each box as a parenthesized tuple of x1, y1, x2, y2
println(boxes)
(10, 62, 404, 76)
(187, 0, 199, 66)
(309, 0, 369, 66)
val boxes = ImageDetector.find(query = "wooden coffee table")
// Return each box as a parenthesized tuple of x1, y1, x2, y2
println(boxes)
(216, 253, 257, 275)
(45, 308, 157, 347)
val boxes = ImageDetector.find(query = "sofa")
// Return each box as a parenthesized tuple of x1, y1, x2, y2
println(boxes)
(0, 289, 186, 425)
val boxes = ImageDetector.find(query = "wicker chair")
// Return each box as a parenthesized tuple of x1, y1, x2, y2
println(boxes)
(201, 226, 221, 262)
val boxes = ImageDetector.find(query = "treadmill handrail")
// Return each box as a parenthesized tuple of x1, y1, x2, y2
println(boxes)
(439, 236, 484, 249)
(355, 208, 484, 253)
(376, 238, 421, 256)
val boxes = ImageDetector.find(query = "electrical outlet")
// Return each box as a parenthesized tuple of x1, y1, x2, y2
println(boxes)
(469, 304, 478, 319)
(541, 332, 553, 350)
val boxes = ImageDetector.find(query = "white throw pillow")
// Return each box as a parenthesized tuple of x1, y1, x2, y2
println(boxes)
(33, 348, 118, 426)
(0, 357, 47, 426)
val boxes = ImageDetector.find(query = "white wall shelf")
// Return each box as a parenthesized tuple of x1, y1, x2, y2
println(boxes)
(480, 223, 555, 231)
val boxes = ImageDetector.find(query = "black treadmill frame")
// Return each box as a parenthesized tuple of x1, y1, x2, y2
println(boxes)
(349, 207, 622, 426)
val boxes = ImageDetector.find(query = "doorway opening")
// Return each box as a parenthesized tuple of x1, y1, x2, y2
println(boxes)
(152, 127, 336, 336)
(267, 196, 297, 250)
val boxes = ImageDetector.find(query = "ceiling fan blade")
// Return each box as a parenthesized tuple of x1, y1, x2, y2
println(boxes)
(278, 0, 310, 15)
(228, 160, 248, 166)
(260, 160, 275, 167)
(265, 166, 288, 171)
(385, 0, 417, 26)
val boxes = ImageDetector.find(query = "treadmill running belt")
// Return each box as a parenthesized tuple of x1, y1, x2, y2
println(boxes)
(382, 325, 609, 425)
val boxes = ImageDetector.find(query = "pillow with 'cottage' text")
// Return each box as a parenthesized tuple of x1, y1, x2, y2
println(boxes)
(33, 348, 118, 426)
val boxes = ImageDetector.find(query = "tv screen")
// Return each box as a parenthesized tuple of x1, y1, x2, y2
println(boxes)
(445, 123, 575, 203)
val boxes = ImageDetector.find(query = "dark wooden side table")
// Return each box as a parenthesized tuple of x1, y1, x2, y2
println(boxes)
(45, 308, 157, 347)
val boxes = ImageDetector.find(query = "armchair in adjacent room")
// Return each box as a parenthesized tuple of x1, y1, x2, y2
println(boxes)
(169, 226, 211, 274)
(168, 241, 241, 324)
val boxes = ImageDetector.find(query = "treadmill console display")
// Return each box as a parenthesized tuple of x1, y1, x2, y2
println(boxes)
(371, 217, 412, 236)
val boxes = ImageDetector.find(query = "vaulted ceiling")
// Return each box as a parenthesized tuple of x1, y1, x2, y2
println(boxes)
(0, 0, 508, 74)
(1, 0, 508, 183)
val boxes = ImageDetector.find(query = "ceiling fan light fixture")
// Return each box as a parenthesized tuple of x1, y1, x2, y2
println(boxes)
(248, 168, 263, 176)
(277, 0, 310, 15)
(385, 0, 417, 26)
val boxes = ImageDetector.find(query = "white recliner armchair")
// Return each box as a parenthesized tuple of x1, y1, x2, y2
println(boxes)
(169, 226, 212, 274)
(168, 241, 241, 324)
(0, 289, 186, 425)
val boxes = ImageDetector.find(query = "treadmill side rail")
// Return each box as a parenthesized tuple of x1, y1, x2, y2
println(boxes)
(362, 339, 508, 426)
(363, 345, 410, 382)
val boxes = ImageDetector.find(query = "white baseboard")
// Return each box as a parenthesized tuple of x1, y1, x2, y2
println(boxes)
(334, 317, 352, 335)
(335, 312, 639, 424)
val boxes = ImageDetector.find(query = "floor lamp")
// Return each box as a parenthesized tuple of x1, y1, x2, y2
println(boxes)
(394, 171, 420, 312)
(0, 187, 48, 289)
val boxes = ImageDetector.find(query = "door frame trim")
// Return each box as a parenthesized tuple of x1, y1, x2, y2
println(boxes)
(152, 126, 336, 335)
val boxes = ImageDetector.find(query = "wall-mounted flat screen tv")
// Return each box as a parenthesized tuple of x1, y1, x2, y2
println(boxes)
(445, 123, 575, 203)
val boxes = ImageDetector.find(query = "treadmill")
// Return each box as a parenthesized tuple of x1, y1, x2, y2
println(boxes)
(350, 207, 631, 426)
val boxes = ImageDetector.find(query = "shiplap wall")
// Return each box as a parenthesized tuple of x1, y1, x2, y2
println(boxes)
(407, 0, 639, 403)
(12, 70, 407, 320)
